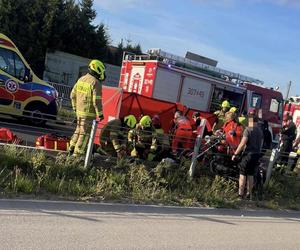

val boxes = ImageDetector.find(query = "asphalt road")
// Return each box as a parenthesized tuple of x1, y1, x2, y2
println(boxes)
(0, 115, 74, 146)
(0, 199, 299, 250)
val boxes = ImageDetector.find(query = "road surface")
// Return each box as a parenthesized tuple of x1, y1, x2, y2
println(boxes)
(0, 199, 299, 250)
(0, 115, 74, 146)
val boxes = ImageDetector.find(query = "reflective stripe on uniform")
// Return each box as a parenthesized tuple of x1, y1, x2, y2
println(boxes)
(94, 95, 101, 100)
(76, 81, 92, 94)
(76, 110, 96, 117)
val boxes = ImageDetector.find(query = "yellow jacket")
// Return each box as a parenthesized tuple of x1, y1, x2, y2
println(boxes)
(70, 73, 102, 118)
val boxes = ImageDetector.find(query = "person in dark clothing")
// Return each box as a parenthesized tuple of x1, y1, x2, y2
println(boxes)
(262, 120, 272, 150)
(277, 115, 296, 166)
(232, 113, 263, 198)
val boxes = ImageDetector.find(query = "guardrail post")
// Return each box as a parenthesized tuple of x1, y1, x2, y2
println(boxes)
(84, 119, 98, 168)
(189, 135, 202, 178)
(264, 148, 279, 187)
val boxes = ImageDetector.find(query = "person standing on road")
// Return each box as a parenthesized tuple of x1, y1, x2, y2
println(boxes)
(232, 112, 263, 199)
(69, 59, 106, 157)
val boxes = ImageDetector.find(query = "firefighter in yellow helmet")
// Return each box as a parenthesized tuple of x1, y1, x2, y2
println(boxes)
(129, 115, 158, 160)
(100, 115, 137, 159)
(212, 100, 230, 133)
(151, 115, 170, 161)
(69, 59, 106, 157)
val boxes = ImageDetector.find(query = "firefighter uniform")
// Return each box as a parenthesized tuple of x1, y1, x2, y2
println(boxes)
(100, 115, 137, 158)
(100, 119, 124, 157)
(153, 127, 170, 161)
(69, 60, 105, 157)
(172, 116, 193, 154)
(130, 116, 158, 160)
(213, 100, 231, 132)
(222, 112, 244, 151)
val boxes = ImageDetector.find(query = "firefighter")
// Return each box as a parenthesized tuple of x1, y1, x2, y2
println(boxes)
(213, 100, 231, 133)
(238, 111, 248, 128)
(277, 115, 296, 167)
(192, 111, 208, 138)
(192, 112, 201, 135)
(151, 115, 170, 160)
(69, 59, 105, 157)
(292, 128, 300, 174)
(171, 111, 193, 155)
(100, 115, 137, 159)
(226, 107, 237, 121)
(222, 111, 244, 151)
(130, 115, 158, 160)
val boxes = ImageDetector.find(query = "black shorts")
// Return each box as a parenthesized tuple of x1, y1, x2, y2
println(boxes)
(239, 153, 261, 176)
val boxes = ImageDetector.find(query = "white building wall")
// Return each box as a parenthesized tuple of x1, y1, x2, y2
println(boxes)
(43, 50, 120, 87)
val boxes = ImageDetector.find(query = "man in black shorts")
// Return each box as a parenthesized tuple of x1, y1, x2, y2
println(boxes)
(232, 112, 263, 198)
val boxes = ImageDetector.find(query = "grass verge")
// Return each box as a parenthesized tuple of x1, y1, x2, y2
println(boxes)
(0, 146, 299, 210)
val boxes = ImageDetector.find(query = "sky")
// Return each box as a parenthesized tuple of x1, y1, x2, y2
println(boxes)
(93, 0, 300, 97)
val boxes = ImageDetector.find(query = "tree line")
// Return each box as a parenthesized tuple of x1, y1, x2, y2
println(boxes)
(0, 0, 142, 77)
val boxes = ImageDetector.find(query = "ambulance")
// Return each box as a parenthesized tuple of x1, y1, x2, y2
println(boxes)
(0, 33, 58, 124)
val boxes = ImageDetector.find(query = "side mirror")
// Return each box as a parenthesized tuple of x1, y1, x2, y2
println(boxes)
(24, 74, 33, 83)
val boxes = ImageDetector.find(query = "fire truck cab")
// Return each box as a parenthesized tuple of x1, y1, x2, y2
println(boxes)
(284, 97, 300, 128)
(0, 33, 58, 124)
(119, 49, 284, 142)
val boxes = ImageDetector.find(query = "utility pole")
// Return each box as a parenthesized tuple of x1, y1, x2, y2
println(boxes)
(285, 81, 292, 100)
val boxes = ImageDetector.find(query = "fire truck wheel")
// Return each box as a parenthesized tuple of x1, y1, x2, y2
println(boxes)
(24, 103, 48, 126)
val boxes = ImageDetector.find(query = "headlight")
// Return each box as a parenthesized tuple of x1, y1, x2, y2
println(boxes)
(46, 88, 58, 99)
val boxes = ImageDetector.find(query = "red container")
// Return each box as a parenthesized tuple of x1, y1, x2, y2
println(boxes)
(36, 134, 70, 151)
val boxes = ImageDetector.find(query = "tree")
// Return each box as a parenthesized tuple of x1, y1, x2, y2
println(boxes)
(0, 0, 142, 77)
(110, 39, 142, 65)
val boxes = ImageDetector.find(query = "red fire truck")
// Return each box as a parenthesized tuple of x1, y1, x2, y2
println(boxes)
(118, 49, 284, 142)
(284, 97, 300, 128)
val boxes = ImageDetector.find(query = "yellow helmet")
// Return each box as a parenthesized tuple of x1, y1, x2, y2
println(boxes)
(89, 59, 106, 81)
(139, 115, 152, 128)
(124, 115, 137, 128)
(221, 100, 230, 108)
(229, 107, 237, 113)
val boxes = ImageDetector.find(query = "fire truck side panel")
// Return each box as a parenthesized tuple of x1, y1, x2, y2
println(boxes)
(179, 76, 212, 111)
(127, 65, 145, 94)
(119, 61, 158, 98)
(152, 67, 181, 103)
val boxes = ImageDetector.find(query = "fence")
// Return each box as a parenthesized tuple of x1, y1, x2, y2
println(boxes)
(48, 81, 73, 109)
(1, 118, 299, 183)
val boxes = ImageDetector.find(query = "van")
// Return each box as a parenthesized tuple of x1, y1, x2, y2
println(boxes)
(0, 33, 58, 124)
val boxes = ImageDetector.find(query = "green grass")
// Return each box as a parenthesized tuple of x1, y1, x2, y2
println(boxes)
(0, 145, 299, 210)
(57, 107, 76, 121)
